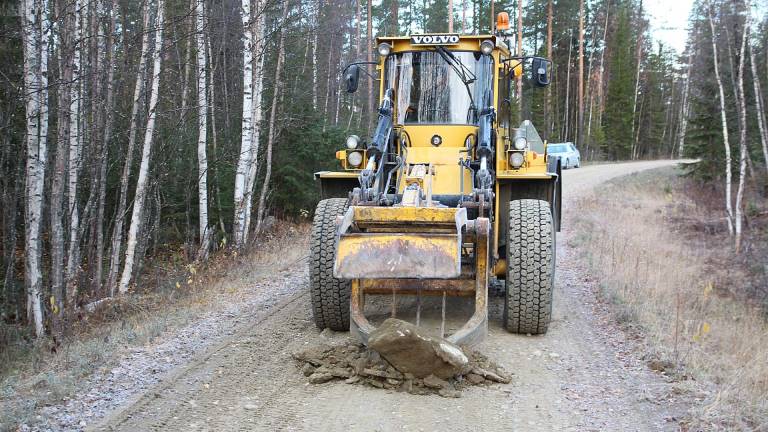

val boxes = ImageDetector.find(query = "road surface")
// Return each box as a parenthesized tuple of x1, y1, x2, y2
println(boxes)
(93, 161, 686, 432)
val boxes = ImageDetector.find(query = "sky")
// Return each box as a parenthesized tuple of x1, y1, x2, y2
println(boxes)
(644, 0, 694, 54)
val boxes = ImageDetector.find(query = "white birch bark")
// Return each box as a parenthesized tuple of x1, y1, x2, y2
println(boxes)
(233, 0, 255, 248)
(66, 0, 83, 306)
(107, 1, 152, 294)
(195, 0, 209, 253)
(749, 39, 768, 174)
(243, 0, 265, 239)
(256, 0, 289, 232)
(677, 50, 693, 158)
(22, 0, 49, 336)
(118, 0, 164, 294)
(707, 4, 734, 235)
(312, 0, 320, 111)
(734, 17, 749, 252)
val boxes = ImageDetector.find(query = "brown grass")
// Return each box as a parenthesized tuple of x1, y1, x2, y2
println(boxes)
(0, 222, 309, 430)
(571, 168, 768, 431)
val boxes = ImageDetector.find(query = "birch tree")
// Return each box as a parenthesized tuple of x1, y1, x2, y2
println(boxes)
(576, 0, 584, 148)
(748, 37, 768, 173)
(118, 0, 165, 294)
(107, 2, 153, 293)
(195, 0, 210, 256)
(734, 16, 749, 252)
(677, 49, 693, 158)
(256, 0, 290, 232)
(66, 0, 83, 306)
(707, 3, 734, 235)
(22, 0, 50, 336)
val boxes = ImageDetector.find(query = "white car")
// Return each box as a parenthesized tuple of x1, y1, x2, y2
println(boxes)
(547, 142, 581, 169)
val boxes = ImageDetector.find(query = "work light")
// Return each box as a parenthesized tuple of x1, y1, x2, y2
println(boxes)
(347, 151, 363, 167)
(509, 152, 525, 168)
(513, 136, 527, 150)
(377, 43, 392, 57)
(480, 40, 495, 55)
(345, 135, 360, 149)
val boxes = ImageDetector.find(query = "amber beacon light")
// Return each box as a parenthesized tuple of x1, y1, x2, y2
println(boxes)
(496, 12, 510, 31)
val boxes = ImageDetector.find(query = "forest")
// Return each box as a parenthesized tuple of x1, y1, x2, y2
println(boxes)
(2, 0, 767, 337)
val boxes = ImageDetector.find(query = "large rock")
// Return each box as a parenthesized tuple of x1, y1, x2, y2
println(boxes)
(368, 318, 470, 379)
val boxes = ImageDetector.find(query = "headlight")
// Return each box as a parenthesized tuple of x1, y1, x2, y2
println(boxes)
(377, 43, 392, 57)
(347, 151, 363, 167)
(431, 134, 442, 146)
(480, 40, 495, 55)
(345, 135, 360, 149)
(509, 152, 525, 168)
(513, 136, 527, 150)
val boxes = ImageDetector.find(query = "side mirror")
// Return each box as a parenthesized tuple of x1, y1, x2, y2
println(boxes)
(343, 64, 360, 93)
(530, 57, 552, 87)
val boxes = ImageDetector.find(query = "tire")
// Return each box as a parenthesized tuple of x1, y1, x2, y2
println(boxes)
(504, 199, 555, 334)
(310, 198, 350, 331)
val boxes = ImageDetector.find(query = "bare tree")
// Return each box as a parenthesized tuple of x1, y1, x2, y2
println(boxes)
(118, 0, 165, 293)
(707, 2, 734, 235)
(256, 0, 290, 232)
(576, 0, 584, 148)
(195, 0, 210, 257)
(233, 0, 257, 248)
(748, 36, 768, 173)
(107, 2, 153, 294)
(677, 49, 693, 158)
(734, 14, 749, 251)
(22, 0, 50, 336)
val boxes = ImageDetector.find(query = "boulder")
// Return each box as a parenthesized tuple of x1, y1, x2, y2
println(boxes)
(368, 318, 470, 379)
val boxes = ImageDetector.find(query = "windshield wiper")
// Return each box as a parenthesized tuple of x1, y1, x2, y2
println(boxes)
(434, 46, 478, 123)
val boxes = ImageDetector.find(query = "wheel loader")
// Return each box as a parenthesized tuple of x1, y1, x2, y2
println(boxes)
(311, 15, 562, 347)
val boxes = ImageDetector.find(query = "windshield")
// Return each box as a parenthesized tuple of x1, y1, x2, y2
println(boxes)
(384, 51, 494, 125)
(548, 145, 568, 153)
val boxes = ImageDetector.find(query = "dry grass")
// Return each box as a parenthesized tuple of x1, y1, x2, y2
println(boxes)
(0, 222, 309, 430)
(571, 168, 768, 431)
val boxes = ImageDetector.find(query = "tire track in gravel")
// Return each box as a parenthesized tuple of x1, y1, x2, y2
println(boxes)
(94, 160, 690, 432)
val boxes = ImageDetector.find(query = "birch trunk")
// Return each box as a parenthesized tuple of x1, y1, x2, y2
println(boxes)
(576, 0, 584, 148)
(118, 0, 164, 294)
(195, 0, 209, 255)
(243, 0, 265, 241)
(366, 0, 373, 129)
(677, 50, 693, 158)
(66, 0, 83, 307)
(630, 1, 644, 160)
(256, 0, 289, 232)
(707, 4, 734, 235)
(312, 0, 321, 111)
(545, 0, 552, 139)
(516, 0, 522, 119)
(749, 40, 768, 173)
(22, 0, 49, 336)
(50, 0, 72, 319)
(233, 0, 255, 248)
(107, 2, 152, 294)
(734, 17, 749, 252)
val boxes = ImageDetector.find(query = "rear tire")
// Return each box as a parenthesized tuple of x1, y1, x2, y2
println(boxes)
(504, 199, 555, 334)
(310, 198, 350, 331)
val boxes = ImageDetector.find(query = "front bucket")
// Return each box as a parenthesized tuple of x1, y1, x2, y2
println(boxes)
(333, 206, 467, 280)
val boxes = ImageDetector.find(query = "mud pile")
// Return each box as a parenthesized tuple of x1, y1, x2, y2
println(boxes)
(292, 341, 510, 398)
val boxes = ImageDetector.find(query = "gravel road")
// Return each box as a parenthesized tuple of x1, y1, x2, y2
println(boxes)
(90, 160, 689, 432)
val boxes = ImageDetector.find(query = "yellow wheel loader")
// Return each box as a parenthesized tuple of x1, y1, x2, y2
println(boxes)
(311, 18, 561, 347)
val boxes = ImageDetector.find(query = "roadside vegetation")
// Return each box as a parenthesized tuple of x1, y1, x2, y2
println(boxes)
(0, 224, 307, 429)
(572, 166, 767, 430)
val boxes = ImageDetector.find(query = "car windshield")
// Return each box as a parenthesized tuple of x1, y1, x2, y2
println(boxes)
(384, 51, 494, 125)
(548, 145, 567, 153)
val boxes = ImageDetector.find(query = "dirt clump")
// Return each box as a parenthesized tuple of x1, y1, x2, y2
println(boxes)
(292, 339, 510, 398)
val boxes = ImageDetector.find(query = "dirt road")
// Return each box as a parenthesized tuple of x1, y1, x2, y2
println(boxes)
(93, 161, 687, 432)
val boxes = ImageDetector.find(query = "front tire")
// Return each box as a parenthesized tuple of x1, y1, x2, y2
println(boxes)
(310, 198, 350, 331)
(504, 199, 555, 334)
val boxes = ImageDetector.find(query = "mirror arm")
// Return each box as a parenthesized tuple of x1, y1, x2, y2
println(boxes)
(342, 61, 379, 80)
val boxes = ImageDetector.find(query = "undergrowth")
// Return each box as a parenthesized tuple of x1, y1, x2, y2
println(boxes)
(571, 167, 767, 430)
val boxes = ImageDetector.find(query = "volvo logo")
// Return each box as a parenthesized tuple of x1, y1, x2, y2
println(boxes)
(410, 34, 460, 45)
